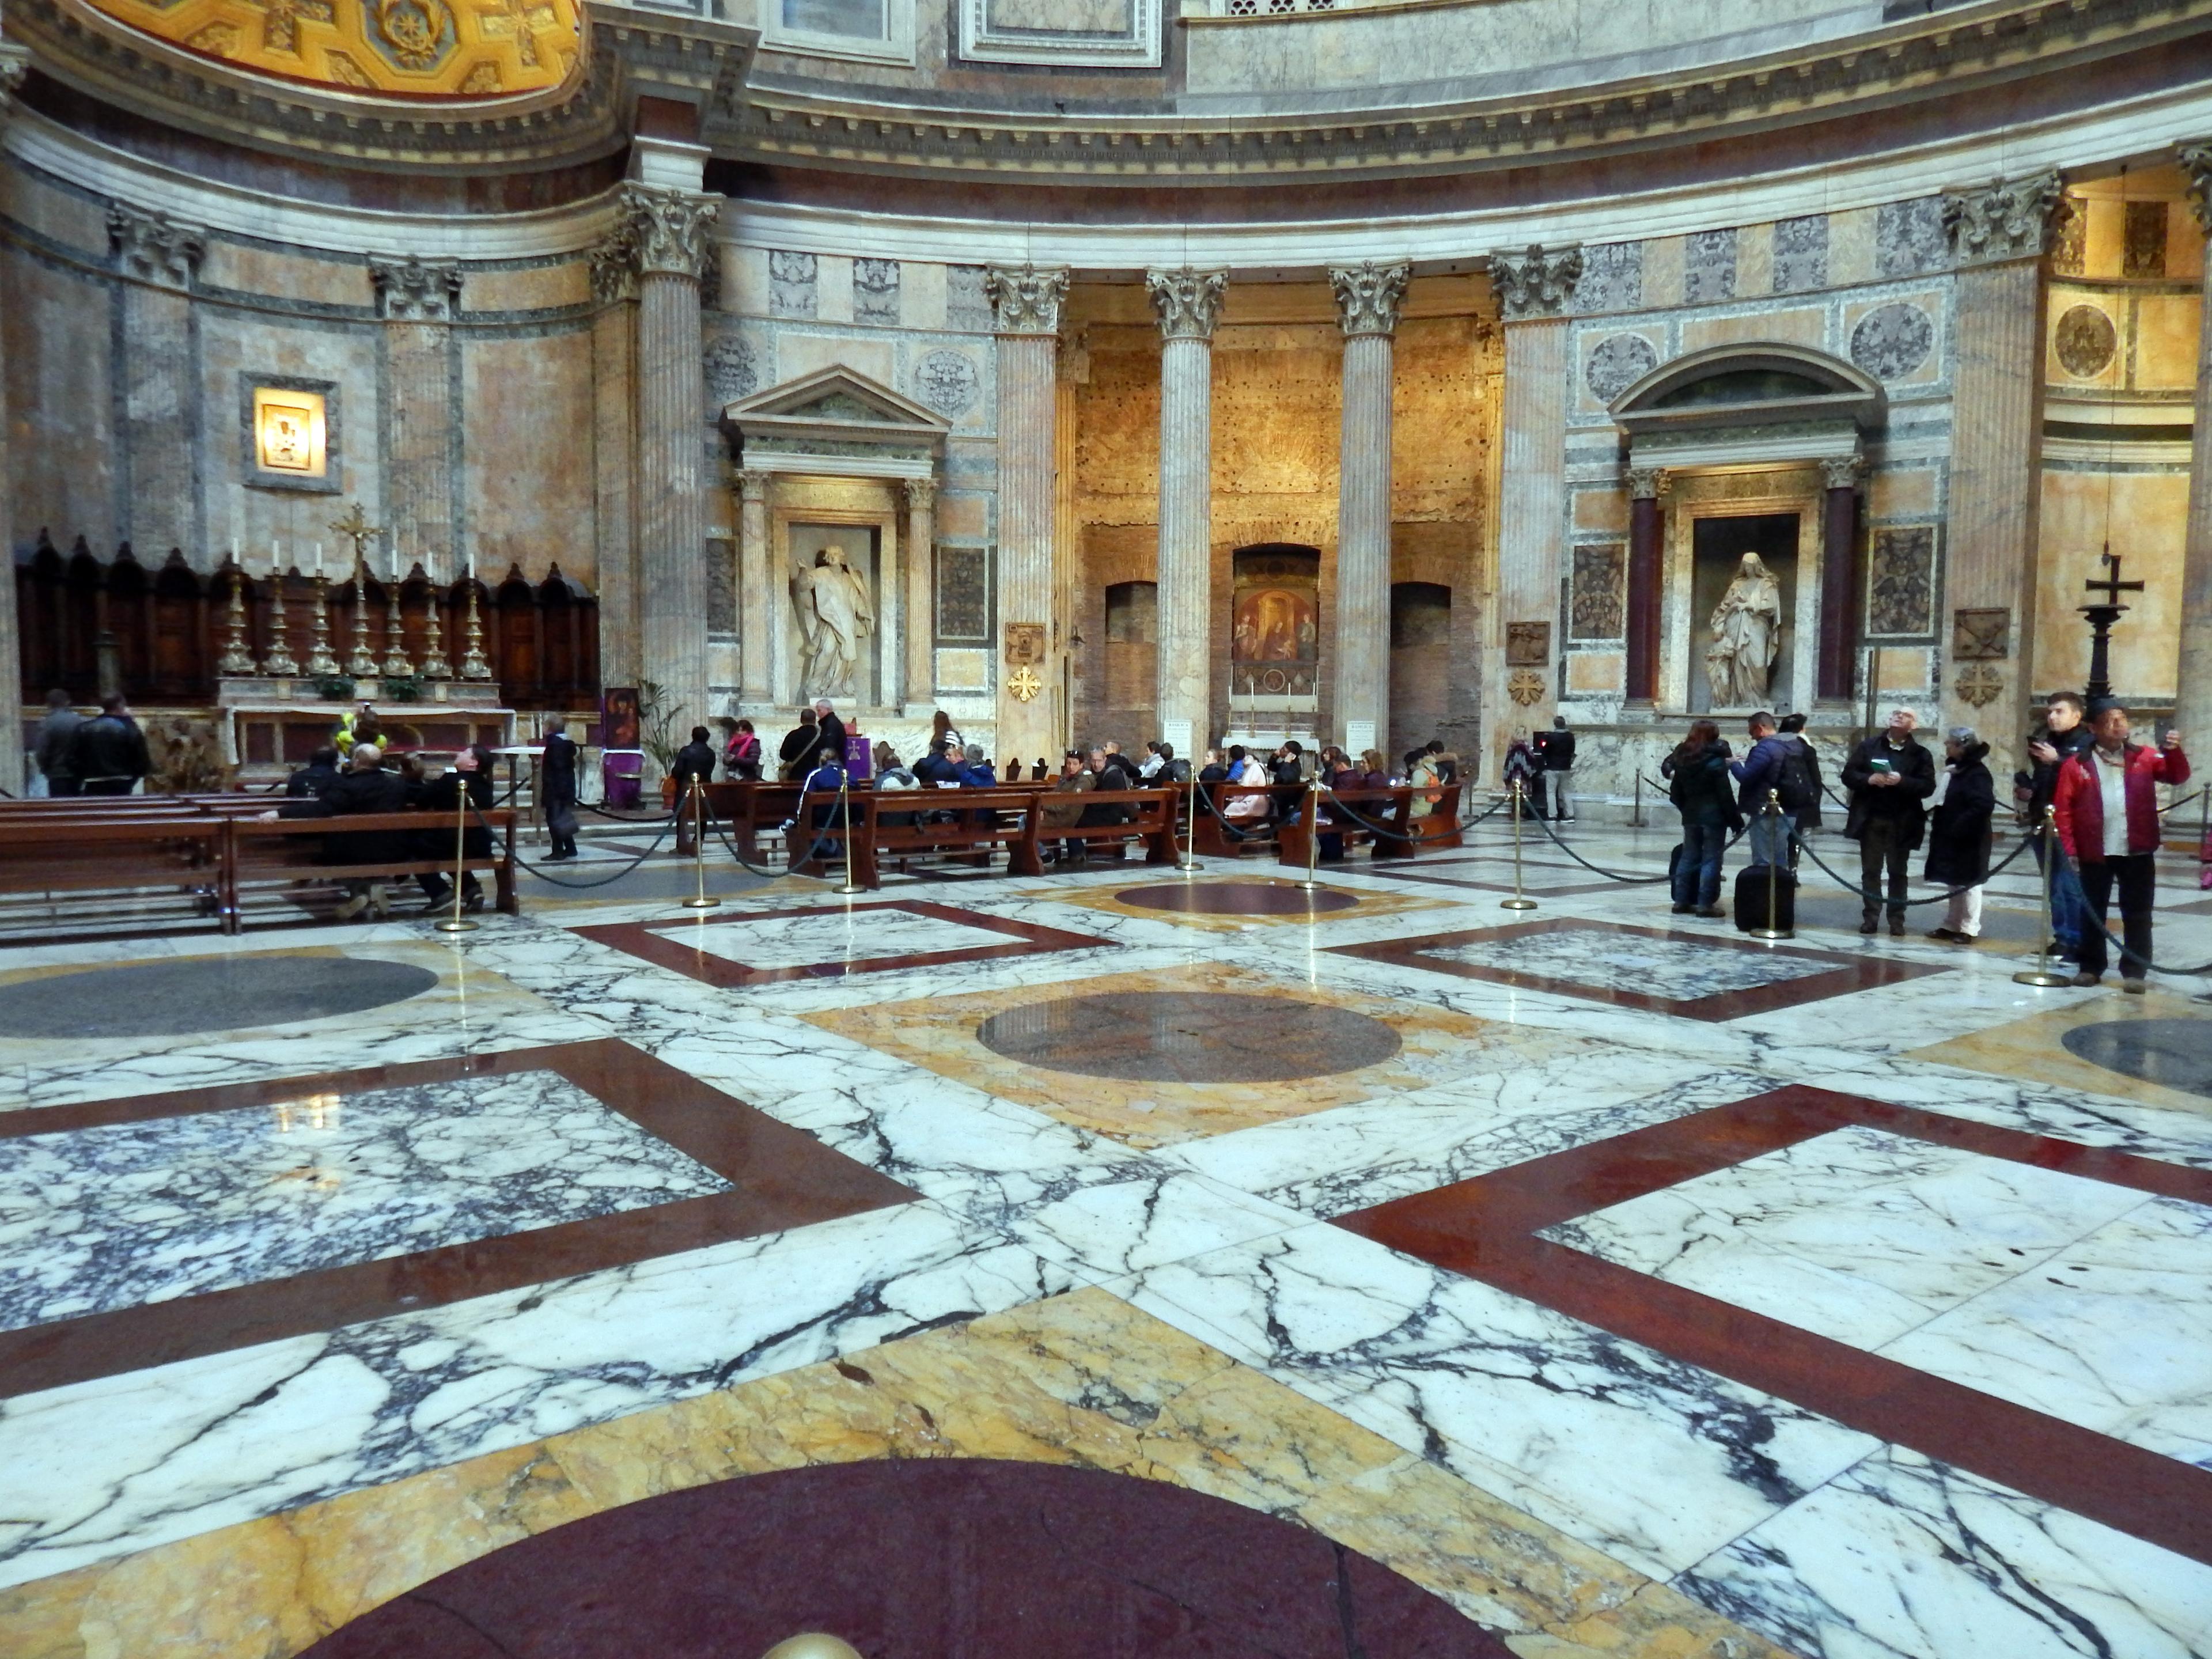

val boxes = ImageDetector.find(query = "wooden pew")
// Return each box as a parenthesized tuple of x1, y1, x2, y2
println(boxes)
(0, 817, 229, 923)
(227, 809, 519, 926)
(827, 785, 1175, 891)
(1276, 783, 1464, 868)
(1191, 781, 1304, 858)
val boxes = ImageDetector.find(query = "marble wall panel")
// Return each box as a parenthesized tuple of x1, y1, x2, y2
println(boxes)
(465, 331, 599, 586)
(774, 331, 895, 387)
(1770, 215, 1828, 294)
(902, 261, 949, 332)
(1572, 487, 1627, 534)
(465, 265, 590, 313)
(724, 247, 771, 317)
(1874, 198, 1948, 279)
(1681, 307, 1823, 353)
(813, 255, 856, 325)
(1682, 229, 1737, 305)
(2133, 293, 2203, 392)
(199, 245, 372, 310)
(1827, 207, 1880, 288)
(3, 248, 116, 552)
(1572, 243, 1642, 316)
(769, 251, 819, 319)
(1867, 468, 1938, 520)
(2035, 469, 2187, 699)
(1843, 293, 1944, 389)
(854, 257, 901, 326)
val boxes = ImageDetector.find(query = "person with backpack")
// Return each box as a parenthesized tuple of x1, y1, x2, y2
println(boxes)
(1775, 713, 1823, 869)
(724, 718, 763, 781)
(1728, 711, 1794, 868)
(1661, 719, 1737, 918)
(1533, 715, 1577, 822)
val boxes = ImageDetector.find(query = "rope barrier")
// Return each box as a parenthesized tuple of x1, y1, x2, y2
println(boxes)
(1523, 806, 1748, 882)
(1782, 818, 2036, 910)
(473, 801, 684, 889)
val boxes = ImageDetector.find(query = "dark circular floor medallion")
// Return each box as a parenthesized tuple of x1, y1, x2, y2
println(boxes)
(301, 1459, 1510, 1658)
(0, 956, 442, 1039)
(2060, 1017, 2212, 1100)
(1118, 881, 1361, 916)
(976, 990, 1400, 1083)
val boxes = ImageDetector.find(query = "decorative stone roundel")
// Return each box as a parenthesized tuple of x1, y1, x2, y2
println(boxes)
(2053, 304, 2118, 379)
(914, 350, 980, 418)
(1849, 302, 1934, 381)
(704, 335, 758, 406)
(1585, 333, 1658, 402)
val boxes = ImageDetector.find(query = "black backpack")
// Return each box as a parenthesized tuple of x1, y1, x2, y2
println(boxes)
(1775, 742, 1818, 813)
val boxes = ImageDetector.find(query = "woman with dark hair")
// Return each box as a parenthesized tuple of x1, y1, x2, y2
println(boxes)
(416, 743, 497, 913)
(1925, 725, 1995, 944)
(1662, 718, 1737, 918)
(725, 718, 763, 781)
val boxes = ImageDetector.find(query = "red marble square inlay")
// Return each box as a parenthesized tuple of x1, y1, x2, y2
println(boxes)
(1336, 1085, 2212, 1565)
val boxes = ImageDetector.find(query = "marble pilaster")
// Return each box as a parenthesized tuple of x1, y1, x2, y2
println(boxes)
(2177, 143, 2212, 751)
(1147, 268, 1226, 753)
(590, 240, 640, 688)
(1488, 246, 1581, 770)
(0, 48, 32, 794)
(1625, 465, 1670, 704)
(902, 478, 936, 711)
(1817, 456, 1864, 702)
(988, 264, 1067, 762)
(1940, 173, 2064, 779)
(108, 203, 206, 562)
(738, 468, 772, 706)
(1330, 262, 1408, 755)
(623, 183, 720, 736)
(370, 259, 462, 574)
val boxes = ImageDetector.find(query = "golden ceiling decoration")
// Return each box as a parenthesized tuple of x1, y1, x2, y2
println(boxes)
(86, 0, 582, 97)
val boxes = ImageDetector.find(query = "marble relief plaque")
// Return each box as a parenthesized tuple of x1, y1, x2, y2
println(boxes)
(2054, 305, 2117, 379)
(1570, 544, 1626, 641)
(937, 545, 991, 642)
(1953, 607, 2010, 662)
(1868, 527, 1936, 637)
(1506, 620, 1552, 666)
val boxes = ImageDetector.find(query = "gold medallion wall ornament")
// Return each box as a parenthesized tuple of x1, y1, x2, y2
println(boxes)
(1956, 662, 2004, 708)
(1008, 665, 1043, 703)
(1507, 669, 1547, 707)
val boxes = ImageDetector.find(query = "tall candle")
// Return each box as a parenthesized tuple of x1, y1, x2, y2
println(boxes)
(230, 538, 240, 568)
(313, 543, 323, 578)
(272, 539, 282, 577)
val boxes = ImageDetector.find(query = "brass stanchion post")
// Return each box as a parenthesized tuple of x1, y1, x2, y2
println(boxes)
(2015, 806, 2073, 987)
(434, 767, 477, 934)
(834, 771, 866, 895)
(1501, 777, 1538, 910)
(1296, 771, 1323, 892)
(681, 774, 719, 910)
(1176, 762, 1203, 873)
(1748, 788, 1791, 941)
(1631, 770, 1644, 829)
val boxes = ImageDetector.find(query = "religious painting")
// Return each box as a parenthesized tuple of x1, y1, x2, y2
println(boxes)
(1569, 545, 1625, 641)
(1004, 621, 1046, 666)
(1952, 607, 2011, 661)
(1232, 588, 1316, 664)
(600, 687, 641, 750)
(1505, 620, 1551, 666)
(253, 386, 325, 478)
(1230, 544, 1319, 700)
(1867, 526, 1936, 637)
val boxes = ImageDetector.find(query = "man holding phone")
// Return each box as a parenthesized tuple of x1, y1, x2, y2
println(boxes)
(2052, 700, 2188, 991)
(1841, 707, 1937, 935)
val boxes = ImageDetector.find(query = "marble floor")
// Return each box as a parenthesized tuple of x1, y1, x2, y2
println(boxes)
(3, 815, 2211, 1658)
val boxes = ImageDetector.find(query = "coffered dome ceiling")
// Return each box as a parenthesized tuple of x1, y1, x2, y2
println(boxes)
(79, 0, 583, 96)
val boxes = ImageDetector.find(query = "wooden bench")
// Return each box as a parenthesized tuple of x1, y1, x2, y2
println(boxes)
(1277, 783, 1464, 868)
(825, 785, 1177, 890)
(228, 810, 518, 925)
(0, 817, 229, 921)
(1190, 781, 1305, 858)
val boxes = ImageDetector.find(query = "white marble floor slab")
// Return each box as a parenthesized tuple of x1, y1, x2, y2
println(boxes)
(1426, 925, 1843, 998)
(655, 907, 1021, 969)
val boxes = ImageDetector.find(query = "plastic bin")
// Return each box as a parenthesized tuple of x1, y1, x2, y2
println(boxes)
(603, 748, 644, 810)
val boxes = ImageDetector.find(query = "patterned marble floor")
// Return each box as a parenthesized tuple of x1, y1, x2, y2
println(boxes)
(3, 817, 2211, 1659)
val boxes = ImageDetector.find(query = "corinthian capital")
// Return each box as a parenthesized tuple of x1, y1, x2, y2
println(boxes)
(1820, 455, 1865, 492)
(1, 41, 29, 113)
(589, 225, 638, 305)
(1490, 244, 1583, 321)
(903, 476, 937, 514)
(1330, 261, 1410, 338)
(108, 203, 206, 291)
(2180, 141, 2212, 233)
(1944, 171, 2068, 266)
(986, 265, 1069, 335)
(1626, 465, 1672, 502)
(1145, 267, 1227, 342)
(369, 257, 463, 321)
(618, 183, 720, 281)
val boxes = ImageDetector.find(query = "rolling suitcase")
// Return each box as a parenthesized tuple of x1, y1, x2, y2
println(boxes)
(1733, 861, 1797, 933)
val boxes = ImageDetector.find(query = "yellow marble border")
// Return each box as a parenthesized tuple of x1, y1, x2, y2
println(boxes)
(1029, 874, 1452, 933)
(806, 959, 1575, 1148)
(0, 1288, 1798, 1659)
(1904, 986, 2212, 1118)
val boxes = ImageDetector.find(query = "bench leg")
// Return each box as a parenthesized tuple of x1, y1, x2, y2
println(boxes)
(496, 858, 518, 914)
(1277, 821, 1310, 869)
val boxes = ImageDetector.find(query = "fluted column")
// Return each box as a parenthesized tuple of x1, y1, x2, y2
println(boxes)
(1331, 262, 1408, 755)
(109, 204, 207, 560)
(1625, 465, 1669, 703)
(1488, 245, 1582, 771)
(737, 468, 772, 705)
(371, 259, 463, 570)
(590, 236, 640, 687)
(1817, 456, 1864, 701)
(0, 48, 29, 792)
(1941, 173, 2065, 781)
(622, 183, 720, 737)
(1147, 268, 1227, 753)
(2177, 143, 2212, 749)
(987, 264, 1067, 763)
(902, 478, 937, 709)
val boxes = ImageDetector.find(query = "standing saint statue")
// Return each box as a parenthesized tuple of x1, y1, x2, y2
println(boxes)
(793, 546, 876, 700)
(1705, 551, 1783, 707)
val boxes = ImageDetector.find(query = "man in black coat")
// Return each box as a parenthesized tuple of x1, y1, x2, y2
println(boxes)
(73, 695, 150, 796)
(1841, 707, 1937, 936)
(275, 743, 412, 919)
(540, 719, 579, 860)
(779, 710, 821, 781)
(1925, 726, 1995, 943)
(1533, 715, 1577, 822)
(35, 690, 85, 797)
(812, 700, 849, 767)
(287, 746, 343, 800)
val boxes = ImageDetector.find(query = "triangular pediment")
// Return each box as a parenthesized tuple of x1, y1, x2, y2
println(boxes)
(722, 366, 950, 437)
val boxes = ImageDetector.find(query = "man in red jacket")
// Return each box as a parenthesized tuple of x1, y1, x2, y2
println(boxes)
(2052, 700, 2188, 991)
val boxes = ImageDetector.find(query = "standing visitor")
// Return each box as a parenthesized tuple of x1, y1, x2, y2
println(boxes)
(1924, 726, 1995, 944)
(1774, 713, 1823, 869)
(1502, 729, 1546, 819)
(2052, 701, 2188, 991)
(1728, 711, 1793, 868)
(1662, 719, 1735, 918)
(1841, 707, 1936, 937)
(1533, 714, 1577, 822)
(725, 718, 763, 780)
(779, 709, 820, 780)
(2024, 692, 2094, 961)
(34, 691, 84, 797)
(73, 695, 150, 796)
(541, 718, 579, 861)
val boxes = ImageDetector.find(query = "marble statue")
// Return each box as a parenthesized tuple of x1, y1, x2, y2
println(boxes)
(1705, 551, 1782, 708)
(793, 546, 876, 700)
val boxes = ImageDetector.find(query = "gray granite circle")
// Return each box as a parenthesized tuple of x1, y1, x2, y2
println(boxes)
(2054, 304, 2118, 378)
(1849, 302, 1934, 381)
(976, 990, 1401, 1084)
(1585, 333, 1658, 403)
(704, 334, 758, 405)
(2060, 1017, 2212, 1100)
(1119, 882, 1361, 916)
(914, 349, 980, 417)
(0, 956, 442, 1039)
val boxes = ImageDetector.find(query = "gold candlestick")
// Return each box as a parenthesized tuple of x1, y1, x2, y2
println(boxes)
(381, 575, 415, 678)
(460, 582, 493, 680)
(346, 564, 379, 677)
(262, 569, 298, 677)
(305, 578, 342, 677)
(418, 578, 453, 680)
(217, 569, 256, 676)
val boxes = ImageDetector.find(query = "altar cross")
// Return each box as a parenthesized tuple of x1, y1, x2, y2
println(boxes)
(2084, 551, 2143, 609)
(2079, 551, 2145, 700)
(328, 502, 382, 577)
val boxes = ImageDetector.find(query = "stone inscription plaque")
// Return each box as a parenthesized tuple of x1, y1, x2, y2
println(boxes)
(1506, 620, 1552, 666)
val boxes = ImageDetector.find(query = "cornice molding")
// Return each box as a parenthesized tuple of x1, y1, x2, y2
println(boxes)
(1944, 169, 2068, 266)
(986, 263, 1068, 335)
(1146, 266, 1226, 341)
(1330, 259, 1408, 337)
(725, 0, 2212, 186)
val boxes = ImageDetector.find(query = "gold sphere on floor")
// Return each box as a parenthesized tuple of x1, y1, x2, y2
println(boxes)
(760, 1636, 865, 1659)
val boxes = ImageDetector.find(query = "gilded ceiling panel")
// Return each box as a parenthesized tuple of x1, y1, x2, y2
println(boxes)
(85, 0, 582, 97)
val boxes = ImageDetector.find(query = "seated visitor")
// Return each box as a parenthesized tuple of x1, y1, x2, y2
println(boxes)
(414, 744, 495, 913)
(287, 746, 342, 800)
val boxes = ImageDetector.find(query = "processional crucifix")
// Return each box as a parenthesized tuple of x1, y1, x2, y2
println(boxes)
(2080, 550, 2143, 701)
(329, 501, 385, 677)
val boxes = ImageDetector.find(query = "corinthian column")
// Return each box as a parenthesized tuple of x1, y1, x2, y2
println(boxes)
(1330, 262, 1408, 755)
(988, 264, 1069, 762)
(621, 182, 721, 738)
(1147, 267, 1227, 753)
(109, 203, 207, 560)
(737, 468, 771, 706)
(590, 234, 640, 687)
(1487, 245, 1582, 773)
(1940, 172, 2065, 782)
(0, 49, 30, 793)
(2177, 143, 2212, 751)
(371, 258, 463, 569)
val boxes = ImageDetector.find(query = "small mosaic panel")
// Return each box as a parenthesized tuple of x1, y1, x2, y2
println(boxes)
(1569, 544, 1626, 641)
(1771, 215, 1829, 294)
(1867, 527, 1936, 637)
(1875, 198, 1948, 278)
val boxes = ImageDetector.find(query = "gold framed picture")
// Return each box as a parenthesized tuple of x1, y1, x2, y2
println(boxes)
(253, 387, 327, 478)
